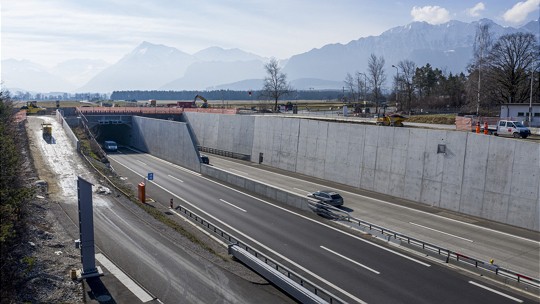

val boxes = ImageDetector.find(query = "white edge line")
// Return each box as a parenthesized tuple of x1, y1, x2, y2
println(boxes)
(95, 253, 154, 303)
(219, 199, 247, 212)
(227, 168, 249, 175)
(213, 158, 539, 244)
(320, 246, 380, 274)
(202, 167, 431, 267)
(409, 222, 474, 243)
(123, 147, 201, 176)
(112, 159, 365, 304)
(468, 281, 523, 303)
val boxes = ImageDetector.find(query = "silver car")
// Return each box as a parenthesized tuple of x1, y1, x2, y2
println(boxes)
(309, 190, 344, 206)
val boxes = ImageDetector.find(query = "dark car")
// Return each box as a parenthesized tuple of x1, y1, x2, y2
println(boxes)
(200, 154, 209, 164)
(308, 190, 344, 206)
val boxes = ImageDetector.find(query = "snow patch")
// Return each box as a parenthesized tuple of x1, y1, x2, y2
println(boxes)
(35, 116, 111, 208)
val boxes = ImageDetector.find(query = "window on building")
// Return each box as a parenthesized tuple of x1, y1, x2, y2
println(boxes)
(517, 112, 525, 116)
(534, 113, 540, 117)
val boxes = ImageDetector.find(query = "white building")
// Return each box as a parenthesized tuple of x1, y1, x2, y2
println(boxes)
(500, 103, 540, 127)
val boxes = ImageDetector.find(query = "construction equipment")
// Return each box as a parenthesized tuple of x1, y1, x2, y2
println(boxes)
(376, 113, 407, 127)
(193, 95, 209, 108)
(21, 101, 46, 115)
(42, 123, 52, 140)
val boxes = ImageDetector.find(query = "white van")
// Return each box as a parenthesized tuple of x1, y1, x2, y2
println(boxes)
(104, 140, 118, 151)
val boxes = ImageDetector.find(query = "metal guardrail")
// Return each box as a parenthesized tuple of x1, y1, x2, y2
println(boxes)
(198, 146, 251, 161)
(345, 214, 540, 289)
(304, 199, 539, 290)
(173, 204, 346, 304)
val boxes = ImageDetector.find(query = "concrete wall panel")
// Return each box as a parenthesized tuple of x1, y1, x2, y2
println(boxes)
(185, 114, 539, 230)
(131, 116, 200, 172)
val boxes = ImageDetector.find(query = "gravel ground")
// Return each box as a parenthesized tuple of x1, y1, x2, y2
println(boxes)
(3, 116, 84, 304)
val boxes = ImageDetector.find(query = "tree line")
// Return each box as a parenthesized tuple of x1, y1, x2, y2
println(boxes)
(0, 91, 33, 297)
(343, 28, 539, 115)
(110, 89, 342, 103)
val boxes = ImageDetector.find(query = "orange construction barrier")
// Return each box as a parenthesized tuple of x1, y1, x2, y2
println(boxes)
(138, 182, 145, 203)
(476, 122, 481, 133)
(484, 122, 488, 135)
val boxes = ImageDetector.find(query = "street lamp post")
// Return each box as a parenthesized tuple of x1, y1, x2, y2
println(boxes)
(392, 65, 399, 111)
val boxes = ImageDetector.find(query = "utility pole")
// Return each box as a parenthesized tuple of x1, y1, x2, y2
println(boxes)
(392, 65, 399, 111)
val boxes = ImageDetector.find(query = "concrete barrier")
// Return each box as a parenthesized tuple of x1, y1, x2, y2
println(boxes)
(201, 165, 313, 211)
(56, 110, 80, 151)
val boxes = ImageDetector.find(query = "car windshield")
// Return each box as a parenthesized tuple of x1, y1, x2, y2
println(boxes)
(330, 194, 342, 199)
(513, 122, 525, 127)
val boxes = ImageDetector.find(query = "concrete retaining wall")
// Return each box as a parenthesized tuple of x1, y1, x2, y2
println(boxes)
(130, 116, 201, 172)
(201, 165, 312, 211)
(183, 112, 255, 157)
(56, 110, 80, 151)
(185, 114, 539, 231)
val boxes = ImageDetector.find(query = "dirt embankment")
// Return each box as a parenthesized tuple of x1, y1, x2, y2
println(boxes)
(3, 116, 83, 303)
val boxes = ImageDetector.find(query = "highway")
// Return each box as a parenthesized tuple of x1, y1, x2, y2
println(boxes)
(109, 149, 537, 303)
(30, 116, 289, 304)
(209, 156, 540, 280)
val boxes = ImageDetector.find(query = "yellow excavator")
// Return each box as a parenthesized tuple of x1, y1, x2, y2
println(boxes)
(21, 101, 46, 115)
(193, 95, 209, 108)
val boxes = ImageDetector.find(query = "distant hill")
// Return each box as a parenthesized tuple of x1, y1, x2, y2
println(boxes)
(2, 19, 538, 93)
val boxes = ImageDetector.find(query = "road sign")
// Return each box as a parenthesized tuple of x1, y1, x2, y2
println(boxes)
(147, 173, 154, 180)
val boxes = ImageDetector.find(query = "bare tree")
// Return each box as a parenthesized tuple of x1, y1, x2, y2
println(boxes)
(397, 60, 416, 113)
(367, 54, 386, 114)
(344, 73, 357, 103)
(262, 58, 293, 111)
(355, 72, 369, 102)
(487, 32, 539, 105)
(472, 23, 493, 115)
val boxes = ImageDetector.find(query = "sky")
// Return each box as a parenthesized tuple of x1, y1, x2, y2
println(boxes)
(1, 0, 539, 68)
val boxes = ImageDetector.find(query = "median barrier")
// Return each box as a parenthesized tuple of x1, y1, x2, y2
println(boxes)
(201, 165, 312, 211)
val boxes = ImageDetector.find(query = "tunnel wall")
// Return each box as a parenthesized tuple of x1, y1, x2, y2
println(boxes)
(130, 116, 201, 172)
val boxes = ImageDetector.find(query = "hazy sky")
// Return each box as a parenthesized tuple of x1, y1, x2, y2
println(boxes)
(1, 0, 539, 67)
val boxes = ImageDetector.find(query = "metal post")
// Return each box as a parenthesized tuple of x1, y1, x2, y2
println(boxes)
(392, 65, 399, 111)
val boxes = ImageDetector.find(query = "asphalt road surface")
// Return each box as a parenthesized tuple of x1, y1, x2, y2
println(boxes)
(109, 148, 538, 303)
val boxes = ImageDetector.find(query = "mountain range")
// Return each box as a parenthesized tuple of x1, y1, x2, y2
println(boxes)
(2, 18, 538, 94)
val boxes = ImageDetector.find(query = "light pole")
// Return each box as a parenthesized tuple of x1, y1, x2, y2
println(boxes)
(392, 65, 399, 111)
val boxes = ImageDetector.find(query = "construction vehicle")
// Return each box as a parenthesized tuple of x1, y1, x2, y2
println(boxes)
(193, 95, 209, 108)
(376, 113, 407, 127)
(21, 101, 46, 115)
(42, 123, 52, 140)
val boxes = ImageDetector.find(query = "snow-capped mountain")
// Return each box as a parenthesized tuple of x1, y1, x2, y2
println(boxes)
(194, 47, 265, 62)
(50, 59, 109, 87)
(1, 59, 76, 92)
(282, 19, 538, 81)
(2, 19, 537, 93)
(79, 41, 196, 91)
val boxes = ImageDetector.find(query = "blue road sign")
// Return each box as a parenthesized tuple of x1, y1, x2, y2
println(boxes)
(147, 173, 154, 180)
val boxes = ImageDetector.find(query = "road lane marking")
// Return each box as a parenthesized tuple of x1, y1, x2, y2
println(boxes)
(409, 222, 474, 243)
(95, 253, 154, 303)
(212, 158, 538, 244)
(111, 159, 359, 304)
(227, 168, 249, 175)
(123, 147, 201, 176)
(293, 187, 311, 194)
(468, 281, 523, 303)
(219, 199, 247, 212)
(320, 246, 380, 274)
(203, 168, 431, 267)
(137, 160, 147, 166)
(168, 174, 184, 183)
